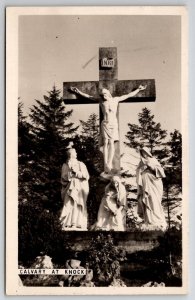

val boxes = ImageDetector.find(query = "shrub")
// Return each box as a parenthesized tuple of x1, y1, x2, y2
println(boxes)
(86, 233, 126, 286)
(18, 201, 71, 265)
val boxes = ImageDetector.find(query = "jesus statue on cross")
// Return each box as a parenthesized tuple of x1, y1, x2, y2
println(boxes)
(70, 84, 147, 175)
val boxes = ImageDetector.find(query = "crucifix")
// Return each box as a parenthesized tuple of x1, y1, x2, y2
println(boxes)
(63, 47, 155, 175)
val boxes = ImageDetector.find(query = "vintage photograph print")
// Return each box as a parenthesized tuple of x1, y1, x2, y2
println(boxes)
(6, 6, 188, 295)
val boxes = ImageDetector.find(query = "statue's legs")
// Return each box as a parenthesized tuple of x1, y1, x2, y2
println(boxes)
(107, 139, 115, 171)
(103, 138, 109, 172)
(103, 138, 115, 172)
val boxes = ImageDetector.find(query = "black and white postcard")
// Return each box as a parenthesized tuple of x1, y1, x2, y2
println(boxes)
(6, 6, 188, 295)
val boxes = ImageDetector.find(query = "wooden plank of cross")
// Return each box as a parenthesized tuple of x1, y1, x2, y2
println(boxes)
(63, 47, 156, 175)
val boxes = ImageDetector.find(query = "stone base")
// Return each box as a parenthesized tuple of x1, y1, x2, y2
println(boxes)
(62, 230, 170, 254)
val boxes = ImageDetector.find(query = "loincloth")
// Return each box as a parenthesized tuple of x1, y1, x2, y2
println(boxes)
(100, 120, 119, 146)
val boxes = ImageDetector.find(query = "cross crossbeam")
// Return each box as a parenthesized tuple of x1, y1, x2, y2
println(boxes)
(63, 79, 155, 104)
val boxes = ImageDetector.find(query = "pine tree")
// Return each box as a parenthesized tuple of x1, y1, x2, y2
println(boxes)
(29, 86, 78, 210)
(18, 100, 34, 202)
(168, 130, 182, 166)
(125, 107, 167, 159)
(163, 130, 182, 228)
(166, 129, 182, 187)
(18, 101, 31, 157)
(74, 113, 103, 175)
(80, 113, 99, 145)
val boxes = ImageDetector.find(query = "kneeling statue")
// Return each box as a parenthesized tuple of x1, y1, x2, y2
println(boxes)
(96, 176, 127, 231)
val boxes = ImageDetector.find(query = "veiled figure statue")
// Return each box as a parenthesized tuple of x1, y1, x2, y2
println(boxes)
(95, 176, 127, 231)
(136, 147, 167, 231)
(60, 147, 89, 231)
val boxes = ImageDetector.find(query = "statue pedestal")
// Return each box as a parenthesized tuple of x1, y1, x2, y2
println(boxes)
(62, 230, 167, 254)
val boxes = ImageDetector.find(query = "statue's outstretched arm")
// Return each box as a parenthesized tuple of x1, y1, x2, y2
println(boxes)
(115, 85, 147, 102)
(70, 87, 98, 101)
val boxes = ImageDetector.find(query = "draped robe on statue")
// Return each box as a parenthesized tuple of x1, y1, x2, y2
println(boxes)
(96, 181, 127, 231)
(60, 159, 89, 230)
(136, 152, 167, 230)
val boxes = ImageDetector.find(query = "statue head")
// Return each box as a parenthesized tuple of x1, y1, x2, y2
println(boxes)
(140, 147, 152, 159)
(101, 88, 112, 100)
(67, 148, 77, 160)
(111, 175, 121, 189)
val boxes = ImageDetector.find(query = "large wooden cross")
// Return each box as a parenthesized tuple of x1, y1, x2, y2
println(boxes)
(63, 47, 155, 172)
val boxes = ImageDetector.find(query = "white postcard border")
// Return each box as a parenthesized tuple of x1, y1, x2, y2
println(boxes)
(6, 6, 188, 295)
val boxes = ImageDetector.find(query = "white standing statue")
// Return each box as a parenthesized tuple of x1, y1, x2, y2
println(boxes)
(136, 147, 167, 231)
(70, 85, 147, 175)
(60, 145, 89, 230)
(95, 175, 127, 231)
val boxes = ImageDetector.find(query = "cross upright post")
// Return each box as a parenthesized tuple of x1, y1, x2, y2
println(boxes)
(63, 47, 156, 173)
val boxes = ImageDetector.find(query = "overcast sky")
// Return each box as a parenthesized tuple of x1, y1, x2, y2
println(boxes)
(19, 15, 181, 159)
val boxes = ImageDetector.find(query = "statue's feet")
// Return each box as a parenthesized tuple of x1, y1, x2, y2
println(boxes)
(106, 164, 111, 171)
(100, 171, 112, 179)
(102, 163, 112, 174)
(104, 167, 110, 173)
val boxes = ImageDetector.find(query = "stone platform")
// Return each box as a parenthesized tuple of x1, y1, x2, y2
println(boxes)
(62, 230, 168, 254)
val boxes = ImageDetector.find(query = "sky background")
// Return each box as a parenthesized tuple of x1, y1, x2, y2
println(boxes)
(19, 15, 181, 168)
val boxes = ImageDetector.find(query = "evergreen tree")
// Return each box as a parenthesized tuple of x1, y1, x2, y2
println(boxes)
(74, 113, 103, 175)
(125, 107, 167, 159)
(18, 100, 34, 202)
(29, 86, 78, 210)
(168, 130, 182, 166)
(162, 130, 182, 228)
(80, 113, 99, 145)
(165, 129, 182, 188)
(18, 101, 31, 157)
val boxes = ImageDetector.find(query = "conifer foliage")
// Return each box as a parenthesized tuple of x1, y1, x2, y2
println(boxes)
(125, 107, 167, 158)
(78, 113, 103, 174)
(29, 86, 78, 210)
(18, 100, 33, 202)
